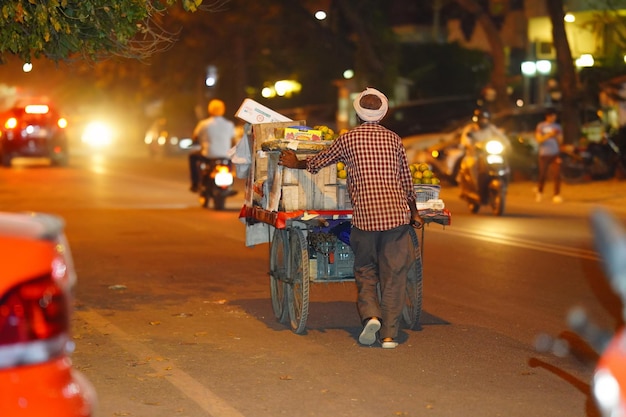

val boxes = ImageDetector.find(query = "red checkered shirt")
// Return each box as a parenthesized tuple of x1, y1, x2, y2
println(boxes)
(307, 122, 416, 231)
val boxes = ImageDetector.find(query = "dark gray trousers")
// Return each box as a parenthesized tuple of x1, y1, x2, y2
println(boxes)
(351, 224, 413, 340)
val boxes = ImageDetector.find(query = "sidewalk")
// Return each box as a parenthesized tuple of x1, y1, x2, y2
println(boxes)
(506, 178, 626, 214)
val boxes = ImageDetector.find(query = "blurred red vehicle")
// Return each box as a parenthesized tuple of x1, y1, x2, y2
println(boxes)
(0, 102, 70, 167)
(0, 212, 96, 416)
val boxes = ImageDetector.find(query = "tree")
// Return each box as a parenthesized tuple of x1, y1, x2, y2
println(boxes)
(453, 0, 509, 111)
(0, 0, 215, 63)
(546, 0, 580, 145)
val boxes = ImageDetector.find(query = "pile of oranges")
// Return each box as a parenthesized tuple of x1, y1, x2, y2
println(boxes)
(409, 163, 440, 185)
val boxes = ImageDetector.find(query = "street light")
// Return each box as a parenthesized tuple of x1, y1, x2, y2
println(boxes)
(521, 60, 552, 105)
(576, 54, 594, 68)
(521, 61, 537, 105)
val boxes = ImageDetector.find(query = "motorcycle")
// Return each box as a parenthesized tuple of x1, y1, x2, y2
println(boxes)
(458, 138, 510, 216)
(561, 135, 626, 182)
(198, 158, 237, 210)
(536, 208, 626, 417)
(571, 209, 625, 416)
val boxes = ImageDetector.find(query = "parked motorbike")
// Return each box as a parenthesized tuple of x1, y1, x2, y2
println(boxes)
(458, 138, 510, 216)
(198, 158, 236, 210)
(569, 209, 626, 416)
(561, 135, 626, 182)
(535, 209, 626, 416)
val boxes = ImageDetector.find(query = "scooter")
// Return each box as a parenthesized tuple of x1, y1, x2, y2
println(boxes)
(535, 209, 626, 416)
(458, 138, 510, 216)
(561, 135, 626, 182)
(568, 209, 626, 417)
(198, 158, 237, 210)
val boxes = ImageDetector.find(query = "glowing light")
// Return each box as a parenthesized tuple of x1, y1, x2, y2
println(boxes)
(343, 69, 354, 79)
(23, 63, 32, 72)
(564, 13, 575, 23)
(82, 121, 113, 147)
(521, 61, 537, 76)
(576, 54, 594, 67)
(25, 105, 49, 114)
(274, 80, 301, 97)
(536, 60, 552, 75)
(262, 87, 275, 98)
(314, 10, 326, 20)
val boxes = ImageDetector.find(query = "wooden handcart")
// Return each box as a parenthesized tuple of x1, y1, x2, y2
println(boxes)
(238, 121, 450, 334)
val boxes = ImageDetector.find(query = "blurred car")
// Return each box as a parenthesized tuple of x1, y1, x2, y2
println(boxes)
(144, 117, 195, 157)
(0, 212, 96, 416)
(403, 105, 604, 183)
(402, 106, 548, 183)
(0, 102, 69, 167)
(380, 96, 479, 138)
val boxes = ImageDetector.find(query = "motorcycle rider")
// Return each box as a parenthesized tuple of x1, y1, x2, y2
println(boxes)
(188, 99, 235, 192)
(458, 109, 510, 194)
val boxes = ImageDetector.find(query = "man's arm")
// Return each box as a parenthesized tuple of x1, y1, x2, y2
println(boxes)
(408, 197, 424, 228)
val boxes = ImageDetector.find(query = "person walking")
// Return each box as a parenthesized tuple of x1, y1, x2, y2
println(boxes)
(279, 87, 423, 349)
(188, 99, 235, 192)
(535, 108, 563, 203)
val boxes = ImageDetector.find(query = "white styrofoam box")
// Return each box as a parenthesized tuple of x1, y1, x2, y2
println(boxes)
(236, 98, 292, 125)
(337, 184, 351, 210)
(281, 185, 300, 211)
(255, 151, 269, 180)
(322, 185, 340, 210)
(282, 167, 299, 185)
(275, 161, 344, 211)
(322, 164, 337, 185)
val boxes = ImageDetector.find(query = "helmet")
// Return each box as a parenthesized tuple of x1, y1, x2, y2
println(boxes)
(208, 99, 226, 117)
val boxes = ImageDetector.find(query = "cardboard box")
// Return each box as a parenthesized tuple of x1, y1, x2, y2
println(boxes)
(236, 98, 292, 124)
(284, 126, 322, 142)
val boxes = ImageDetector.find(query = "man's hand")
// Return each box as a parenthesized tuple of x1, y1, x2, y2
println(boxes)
(279, 149, 305, 169)
(409, 200, 424, 228)
(410, 212, 425, 229)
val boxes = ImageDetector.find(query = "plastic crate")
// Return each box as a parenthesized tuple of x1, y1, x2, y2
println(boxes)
(309, 241, 354, 280)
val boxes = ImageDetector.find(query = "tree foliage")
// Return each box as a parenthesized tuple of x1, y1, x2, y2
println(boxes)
(0, 0, 213, 63)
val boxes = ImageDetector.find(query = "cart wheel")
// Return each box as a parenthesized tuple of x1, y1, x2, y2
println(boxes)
(402, 226, 423, 329)
(269, 228, 290, 323)
(286, 227, 310, 334)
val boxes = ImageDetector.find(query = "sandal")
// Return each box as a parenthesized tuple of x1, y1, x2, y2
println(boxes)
(381, 338, 398, 349)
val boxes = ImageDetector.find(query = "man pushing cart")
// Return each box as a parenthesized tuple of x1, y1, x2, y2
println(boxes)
(238, 89, 450, 348)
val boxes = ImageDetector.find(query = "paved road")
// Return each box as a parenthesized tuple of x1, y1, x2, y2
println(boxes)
(3, 154, 624, 417)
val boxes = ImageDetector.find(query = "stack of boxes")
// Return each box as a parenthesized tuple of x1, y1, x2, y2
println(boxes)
(279, 162, 345, 211)
(251, 122, 351, 212)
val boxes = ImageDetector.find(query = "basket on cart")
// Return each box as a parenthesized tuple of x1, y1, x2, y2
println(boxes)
(414, 184, 441, 202)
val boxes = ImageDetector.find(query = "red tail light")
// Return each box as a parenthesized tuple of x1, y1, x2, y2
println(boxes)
(4, 117, 17, 129)
(0, 275, 69, 346)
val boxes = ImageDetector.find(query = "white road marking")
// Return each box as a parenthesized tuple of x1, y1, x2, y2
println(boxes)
(427, 227, 600, 261)
(77, 309, 247, 417)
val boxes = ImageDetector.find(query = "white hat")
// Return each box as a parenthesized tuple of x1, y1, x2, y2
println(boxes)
(353, 87, 389, 122)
